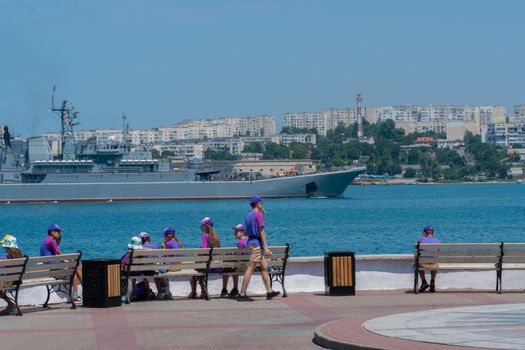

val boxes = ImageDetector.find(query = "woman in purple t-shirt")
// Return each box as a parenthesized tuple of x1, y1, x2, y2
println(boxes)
(188, 217, 220, 299)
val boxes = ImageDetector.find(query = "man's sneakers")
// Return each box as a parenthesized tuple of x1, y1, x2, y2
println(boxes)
(418, 281, 430, 293)
(237, 290, 280, 301)
(236, 295, 255, 302)
(429, 281, 436, 293)
(266, 290, 280, 300)
(220, 288, 229, 298)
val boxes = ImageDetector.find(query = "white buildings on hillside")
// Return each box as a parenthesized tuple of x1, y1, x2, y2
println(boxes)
(284, 105, 507, 136)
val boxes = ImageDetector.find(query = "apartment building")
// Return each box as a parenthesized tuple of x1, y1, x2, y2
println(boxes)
(282, 112, 329, 135)
(483, 122, 525, 146)
(513, 105, 525, 123)
(279, 134, 317, 146)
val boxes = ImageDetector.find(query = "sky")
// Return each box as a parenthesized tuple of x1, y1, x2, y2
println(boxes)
(1, 0, 524, 136)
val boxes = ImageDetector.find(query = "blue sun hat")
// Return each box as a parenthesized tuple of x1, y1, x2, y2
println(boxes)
(1, 234, 19, 249)
(128, 236, 143, 250)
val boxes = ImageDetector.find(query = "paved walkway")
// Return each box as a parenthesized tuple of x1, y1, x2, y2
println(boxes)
(364, 304, 525, 350)
(1, 291, 524, 349)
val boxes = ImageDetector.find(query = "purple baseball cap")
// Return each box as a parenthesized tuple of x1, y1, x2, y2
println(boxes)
(200, 217, 214, 227)
(163, 227, 176, 235)
(233, 224, 245, 232)
(250, 196, 262, 205)
(138, 232, 150, 238)
(423, 225, 434, 233)
(48, 224, 63, 232)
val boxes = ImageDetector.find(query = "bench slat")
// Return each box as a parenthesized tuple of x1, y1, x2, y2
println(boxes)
(129, 263, 209, 271)
(502, 243, 525, 248)
(0, 275, 23, 283)
(419, 251, 501, 257)
(131, 256, 210, 264)
(24, 261, 78, 272)
(418, 243, 501, 249)
(27, 253, 80, 264)
(0, 266, 26, 275)
(132, 248, 210, 257)
(420, 257, 499, 263)
(0, 258, 27, 268)
(23, 270, 73, 280)
(502, 257, 525, 263)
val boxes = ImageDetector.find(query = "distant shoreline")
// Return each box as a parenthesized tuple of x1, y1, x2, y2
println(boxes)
(352, 179, 522, 186)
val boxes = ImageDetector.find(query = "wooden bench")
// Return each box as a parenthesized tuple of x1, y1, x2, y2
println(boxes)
(122, 248, 212, 303)
(122, 244, 291, 301)
(204, 244, 291, 297)
(20, 252, 82, 310)
(414, 243, 503, 294)
(0, 256, 29, 316)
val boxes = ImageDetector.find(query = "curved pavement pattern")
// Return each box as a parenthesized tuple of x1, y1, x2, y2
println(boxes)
(364, 303, 525, 350)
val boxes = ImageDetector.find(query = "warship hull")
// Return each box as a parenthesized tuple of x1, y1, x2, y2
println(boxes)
(0, 167, 364, 203)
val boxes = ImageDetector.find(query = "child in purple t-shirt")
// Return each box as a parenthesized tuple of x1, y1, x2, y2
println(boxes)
(417, 225, 441, 293)
(220, 224, 248, 299)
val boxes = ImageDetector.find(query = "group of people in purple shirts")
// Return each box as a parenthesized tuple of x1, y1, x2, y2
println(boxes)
(123, 195, 280, 302)
(1, 196, 442, 314)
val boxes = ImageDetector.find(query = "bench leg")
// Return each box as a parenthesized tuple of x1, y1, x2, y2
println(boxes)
(281, 275, 288, 298)
(10, 289, 23, 316)
(68, 285, 77, 310)
(204, 276, 210, 301)
(43, 285, 52, 308)
(413, 270, 419, 294)
(497, 270, 503, 294)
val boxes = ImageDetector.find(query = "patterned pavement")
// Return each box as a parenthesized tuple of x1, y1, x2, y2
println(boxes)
(1, 291, 524, 349)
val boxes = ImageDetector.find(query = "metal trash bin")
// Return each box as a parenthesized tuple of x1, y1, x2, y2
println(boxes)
(82, 259, 122, 308)
(324, 251, 355, 296)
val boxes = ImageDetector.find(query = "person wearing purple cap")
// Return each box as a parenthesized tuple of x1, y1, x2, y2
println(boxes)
(39, 224, 83, 302)
(188, 218, 221, 299)
(238, 196, 280, 302)
(161, 228, 183, 250)
(417, 225, 440, 293)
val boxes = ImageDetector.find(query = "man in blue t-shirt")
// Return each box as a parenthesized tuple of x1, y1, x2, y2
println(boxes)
(417, 225, 441, 293)
(237, 196, 280, 302)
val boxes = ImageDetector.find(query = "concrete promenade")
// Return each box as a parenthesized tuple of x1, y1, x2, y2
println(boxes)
(2, 290, 525, 350)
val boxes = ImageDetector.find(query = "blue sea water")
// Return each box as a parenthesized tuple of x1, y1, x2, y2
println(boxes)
(0, 183, 524, 259)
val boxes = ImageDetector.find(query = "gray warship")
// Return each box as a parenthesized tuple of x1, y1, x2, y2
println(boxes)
(0, 95, 364, 203)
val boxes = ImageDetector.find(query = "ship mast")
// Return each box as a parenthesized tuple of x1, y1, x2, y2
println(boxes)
(50, 86, 79, 159)
(122, 113, 131, 150)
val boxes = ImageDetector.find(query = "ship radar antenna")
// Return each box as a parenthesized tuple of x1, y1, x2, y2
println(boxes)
(50, 86, 79, 160)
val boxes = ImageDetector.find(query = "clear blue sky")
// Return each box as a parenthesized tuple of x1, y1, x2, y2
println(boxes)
(1, 0, 524, 136)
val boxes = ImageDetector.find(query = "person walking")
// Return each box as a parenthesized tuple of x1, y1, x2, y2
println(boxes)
(237, 196, 280, 301)
(417, 225, 440, 293)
